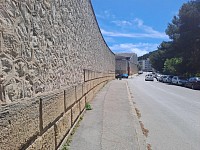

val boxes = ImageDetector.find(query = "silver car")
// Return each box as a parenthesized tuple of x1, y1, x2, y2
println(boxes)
(145, 74, 154, 81)
(172, 76, 188, 86)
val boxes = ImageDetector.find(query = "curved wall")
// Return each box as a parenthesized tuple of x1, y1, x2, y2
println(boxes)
(0, 0, 115, 149)
(0, 0, 115, 103)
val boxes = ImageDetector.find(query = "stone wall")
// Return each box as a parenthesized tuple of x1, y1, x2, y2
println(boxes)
(0, 0, 115, 104)
(0, 0, 115, 149)
(0, 70, 114, 149)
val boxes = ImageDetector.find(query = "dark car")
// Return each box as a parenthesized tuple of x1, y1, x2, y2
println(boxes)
(116, 74, 128, 79)
(158, 75, 165, 82)
(165, 75, 174, 84)
(185, 77, 200, 90)
(162, 75, 168, 83)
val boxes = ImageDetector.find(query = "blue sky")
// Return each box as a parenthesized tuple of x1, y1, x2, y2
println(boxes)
(91, 0, 189, 56)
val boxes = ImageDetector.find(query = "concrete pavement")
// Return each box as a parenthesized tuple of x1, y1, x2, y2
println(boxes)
(69, 79, 147, 150)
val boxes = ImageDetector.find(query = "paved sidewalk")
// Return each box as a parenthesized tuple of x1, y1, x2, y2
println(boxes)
(70, 80, 147, 150)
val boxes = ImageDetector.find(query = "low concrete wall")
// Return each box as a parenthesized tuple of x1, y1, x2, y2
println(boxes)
(0, 70, 115, 150)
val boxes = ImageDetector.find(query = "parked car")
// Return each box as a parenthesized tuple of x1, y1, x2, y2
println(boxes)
(185, 77, 200, 89)
(171, 76, 188, 86)
(116, 74, 128, 79)
(145, 74, 154, 81)
(151, 72, 157, 77)
(158, 75, 165, 82)
(138, 70, 143, 74)
(162, 75, 168, 83)
(154, 73, 161, 81)
(165, 75, 174, 84)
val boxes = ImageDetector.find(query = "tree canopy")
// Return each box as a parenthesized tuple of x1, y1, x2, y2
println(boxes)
(149, 0, 200, 76)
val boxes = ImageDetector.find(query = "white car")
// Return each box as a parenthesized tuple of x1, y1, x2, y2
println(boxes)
(138, 70, 143, 74)
(172, 76, 188, 86)
(145, 74, 154, 81)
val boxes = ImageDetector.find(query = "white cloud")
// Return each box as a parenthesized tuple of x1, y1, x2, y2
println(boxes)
(101, 29, 168, 39)
(100, 18, 169, 39)
(95, 15, 168, 55)
(110, 43, 159, 56)
(133, 18, 144, 27)
(111, 20, 132, 27)
(133, 18, 162, 35)
(104, 10, 116, 19)
(96, 10, 116, 20)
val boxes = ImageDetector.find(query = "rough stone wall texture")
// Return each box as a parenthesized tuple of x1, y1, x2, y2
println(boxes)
(0, 0, 115, 104)
(0, 0, 115, 149)
(0, 99, 40, 149)
(0, 71, 113, 150)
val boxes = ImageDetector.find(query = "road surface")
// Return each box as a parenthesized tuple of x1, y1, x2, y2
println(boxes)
(128, 73, 200, 150)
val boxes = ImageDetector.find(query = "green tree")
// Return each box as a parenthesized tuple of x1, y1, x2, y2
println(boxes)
(165, 16, 180, 41)
(179, 1, 200, 74)
(149, 50, 165, 72)
(144, 1, 200, 75)
(149, 41, 174, 73)
(163, 58, 183, 75)
(160, 0, 200, 75)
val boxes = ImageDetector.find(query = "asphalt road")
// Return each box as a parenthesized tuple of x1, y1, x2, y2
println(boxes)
(128, 73, 200, 150)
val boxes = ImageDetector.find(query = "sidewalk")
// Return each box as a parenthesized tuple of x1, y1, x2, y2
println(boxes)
(69, 80, 147, 150)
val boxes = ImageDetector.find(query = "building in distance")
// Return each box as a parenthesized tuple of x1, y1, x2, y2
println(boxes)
(115, 53, 138, 76)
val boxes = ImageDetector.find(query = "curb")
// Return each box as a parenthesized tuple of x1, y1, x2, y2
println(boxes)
(125, 81, 147, 150)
